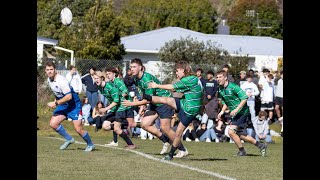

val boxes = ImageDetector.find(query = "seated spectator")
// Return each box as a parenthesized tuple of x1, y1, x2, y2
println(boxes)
(252, 111, 273, 143)
(213, 119, 228, 142)
(92, 101, 107, 130)
(81, 96, 93, 126)
(196, 123, 218, 142)
(183, 122, 199, 142)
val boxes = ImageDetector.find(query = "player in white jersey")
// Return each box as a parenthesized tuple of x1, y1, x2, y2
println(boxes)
(45, 61, 95, 151)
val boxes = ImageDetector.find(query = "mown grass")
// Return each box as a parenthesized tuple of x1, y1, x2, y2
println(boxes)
(37, 106, 283, 180)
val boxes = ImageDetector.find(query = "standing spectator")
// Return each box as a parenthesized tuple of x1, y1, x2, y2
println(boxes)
(203, 70, 218, 105)
(216, 70, 267, 156)
(275, 70, 283, 133)
(222, 64, 235, 83)
(260, 74, 275, 122)
(81, 66, 98, 112)
(235, 70, 247, 86)
(65, 65, 82, 95)
(248, 69, 259, 85)
(240, 74, 260, 120)
(196, 68, 206, 88)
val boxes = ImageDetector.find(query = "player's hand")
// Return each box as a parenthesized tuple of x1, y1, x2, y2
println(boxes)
(148, 81, 157, 88)
(122, 100, 132, 107)
(207, 95, 212, 99)
(99, 108, 108, 113)
(230, 109, 238, 117)
(217, 111, 224, 120)
(47, 102, 56, 108)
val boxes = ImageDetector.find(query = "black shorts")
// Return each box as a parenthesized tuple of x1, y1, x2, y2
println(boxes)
(275, 97, 283, 106)
(95, 112, 115, 130)
(261, 102, 274, 110)
(174, 97, 195, 127)
(149, 104, 174, 119)
(231, 113, 250, 129)
(114, 109, 133, 123)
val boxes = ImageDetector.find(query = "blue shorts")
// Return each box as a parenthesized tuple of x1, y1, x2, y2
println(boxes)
(150, 104, 174, 119)
(114, 108, 133, 123)
(174, 97, 195, 127)
(53, 103, 81, 120)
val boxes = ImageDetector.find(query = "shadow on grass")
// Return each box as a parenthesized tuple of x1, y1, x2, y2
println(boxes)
(186, 158, 228, 161)
(244, 154, 261, 157)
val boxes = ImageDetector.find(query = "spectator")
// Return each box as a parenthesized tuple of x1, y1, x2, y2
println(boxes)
(203, 70, 218, 105)
(260, 74, 275, 122)
(275, 70, 283, 134)
(248, 69, 259, 85)
(213, 119, 228, 142)
(252, 111, 273, 143)
(65, 65, 82, 94)
(222, 64, 235, 83)
(183, 122, 199, 142)
(235, 70, 247, 86)
(196, 68, 206, 88)
(81, 96, 93, 126)
(196, 123, 218, 142)
(81, 66, 98, 112)
(240, 74, 260, 120)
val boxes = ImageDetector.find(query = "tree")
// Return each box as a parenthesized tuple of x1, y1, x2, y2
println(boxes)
(158, 36, 248, 83)
(119, 0, 218, 35)
(227, 0, 282, 39)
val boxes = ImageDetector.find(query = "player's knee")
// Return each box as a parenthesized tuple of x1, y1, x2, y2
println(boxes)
(49, 122, 58, 129)
(74, 126, 82, 134)
(228, 127, 237, 135)
(140, 121, 148, 129)
(102, 121, 111, 131)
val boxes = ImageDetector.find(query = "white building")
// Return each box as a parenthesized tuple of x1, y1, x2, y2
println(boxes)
(37, 36, 58, 66)
(121, 27, 283, 81)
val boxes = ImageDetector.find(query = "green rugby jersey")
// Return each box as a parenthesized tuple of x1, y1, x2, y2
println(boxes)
(113, 77, 133, 102)
(218, 82, 250, 116)
(173, 75, 202, 117)
(134, 72, 172, 106)
(98, 82, 127, 112)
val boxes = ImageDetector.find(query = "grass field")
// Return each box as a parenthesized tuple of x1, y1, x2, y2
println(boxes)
(37, 107, 283, 180)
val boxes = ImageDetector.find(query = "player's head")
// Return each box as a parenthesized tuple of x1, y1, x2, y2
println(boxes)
(93, 71, 105, 86)
(105, 67, 118, 81)
(45, 61, 56, 79)
(130, 58, 145, 76)
(216, 70, 228, 86)
(175, 60, 192, 79)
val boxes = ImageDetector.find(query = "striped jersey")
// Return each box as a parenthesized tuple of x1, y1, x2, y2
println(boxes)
(218, 82, 250, 115)
(173, 75, 202, 117)
(113, 77, 132, 102)
(98, 82, 128, 112)
(134, 72, 172, 106)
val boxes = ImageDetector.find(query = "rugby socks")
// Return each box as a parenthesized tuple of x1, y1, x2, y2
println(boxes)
(254, 141, 263, 149)
(168, 146, 178, 157)
(178, 143, 186, 151)
(113, 131, 118, 143)
(159, 133, 170, 143)
(82, 131, 94, 146)
(119, 131, 134, 145)
(55, 125, 72, 141)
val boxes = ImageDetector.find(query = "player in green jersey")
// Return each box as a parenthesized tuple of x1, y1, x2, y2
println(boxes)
(145, 60, 203, 160)
(93, 71, 136, 149)
(216, 70, 267, 156)
(122, 58, 188, 156)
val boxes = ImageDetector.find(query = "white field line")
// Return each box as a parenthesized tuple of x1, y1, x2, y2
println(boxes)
(47, 137, 236, 180)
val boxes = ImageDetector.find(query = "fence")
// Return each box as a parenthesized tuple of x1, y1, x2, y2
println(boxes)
(37, 56, 246, 105)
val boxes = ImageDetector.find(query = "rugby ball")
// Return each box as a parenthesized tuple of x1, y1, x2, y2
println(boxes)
(60, 7, 73, 26)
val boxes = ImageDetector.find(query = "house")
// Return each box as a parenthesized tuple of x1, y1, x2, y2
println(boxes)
(121, 27, 283, 81)
(37, 36, 58, 66)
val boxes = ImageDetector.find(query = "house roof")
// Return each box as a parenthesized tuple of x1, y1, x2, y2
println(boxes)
(120, 27, 282, 56)
(37, 36, 58, 46)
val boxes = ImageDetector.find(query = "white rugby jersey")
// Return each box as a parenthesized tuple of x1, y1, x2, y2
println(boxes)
(48, 74, 73, 100)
